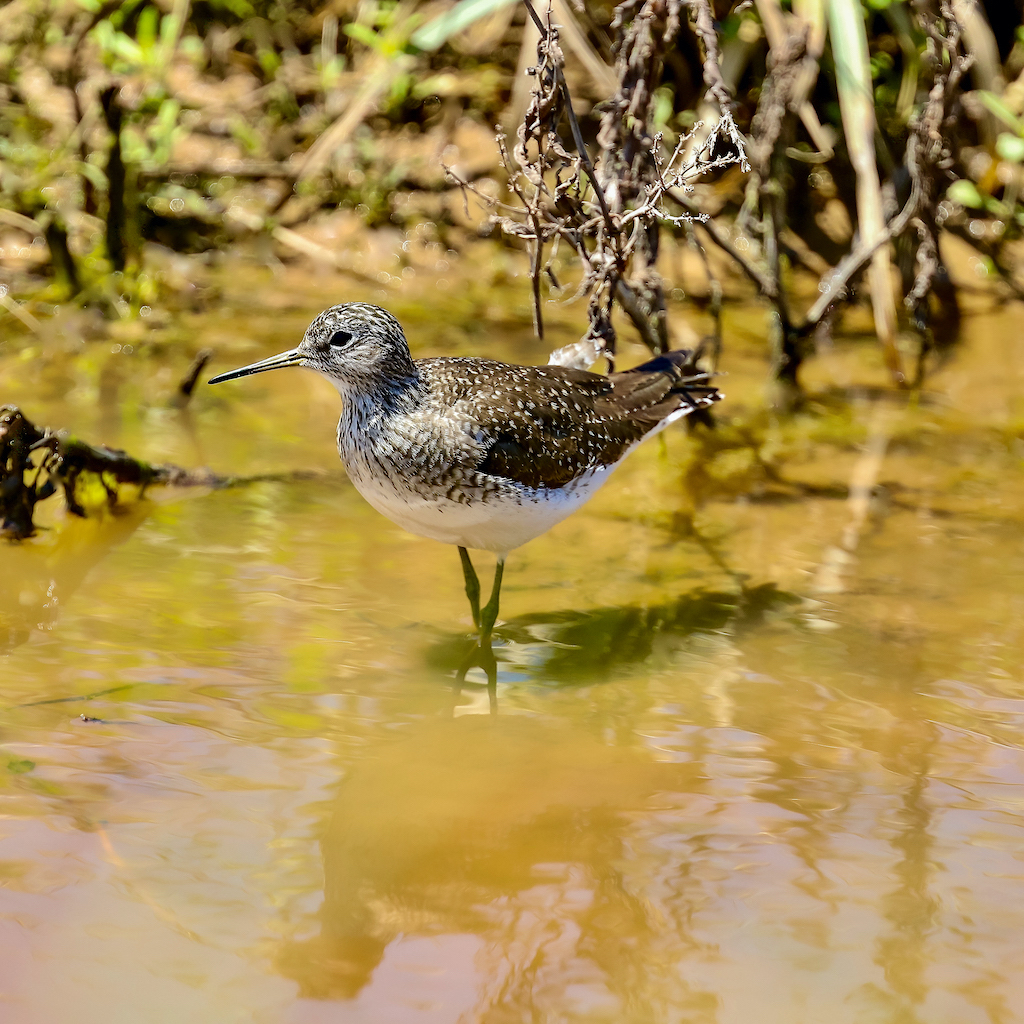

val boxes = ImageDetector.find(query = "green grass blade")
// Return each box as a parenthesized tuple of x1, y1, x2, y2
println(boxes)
(411, 0, 520, 52)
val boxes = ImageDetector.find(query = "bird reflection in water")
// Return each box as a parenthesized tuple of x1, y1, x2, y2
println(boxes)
(274, 715, 684, 1009)
(273, 582, 800, 1010)
(452, 626, 501, 715)
(444, 581, 798, 715)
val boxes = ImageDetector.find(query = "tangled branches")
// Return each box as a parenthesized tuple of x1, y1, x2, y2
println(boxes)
(679, 0, 971, 391)
(0, 405, 218, 540)
(451, 0, 990, 396)
(800, 1, 970, 375)
(453, 0, 747, 370)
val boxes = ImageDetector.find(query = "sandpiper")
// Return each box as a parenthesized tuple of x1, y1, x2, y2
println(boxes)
(209, 303, 721, 640)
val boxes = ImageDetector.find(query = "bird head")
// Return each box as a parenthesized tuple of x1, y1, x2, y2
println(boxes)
(208, 303, 415, 391)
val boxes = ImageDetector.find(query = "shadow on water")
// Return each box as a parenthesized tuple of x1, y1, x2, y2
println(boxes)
(426, 581, 801, 693)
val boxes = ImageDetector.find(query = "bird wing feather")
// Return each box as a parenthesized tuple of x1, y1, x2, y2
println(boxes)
(422, 352, 719, 491)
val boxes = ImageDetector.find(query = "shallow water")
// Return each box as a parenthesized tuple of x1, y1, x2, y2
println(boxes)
(2, 267, 1024, 1023)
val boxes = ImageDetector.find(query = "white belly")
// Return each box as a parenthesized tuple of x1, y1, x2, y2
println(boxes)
(347, 465, 617, 555)
(335, 395, 691, 555)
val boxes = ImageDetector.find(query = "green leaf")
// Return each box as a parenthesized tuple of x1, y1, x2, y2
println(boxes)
(984, 195, 1008, 217)
(411, 0, 519, 52)
(652, 86, 674, 131)
(344, 22, 385, 52)
(947, 179, 984, 208)
(257, 48, 281, 75)
(77, 161, 109, 190)
(207, 0, 253, 15)
(869, 52, 894, 76)
(7, 758, 35, 774)
(137, 5, 159, 50)
(115, 37, 143, 63)
(109, 0, 145, 30)
(996, 132, 1024, 164)
(977, 91, 1024, 135)
(160, 9, 183, 49)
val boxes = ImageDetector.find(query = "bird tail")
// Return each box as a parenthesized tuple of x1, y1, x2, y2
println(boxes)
(611, 349, 722, 420)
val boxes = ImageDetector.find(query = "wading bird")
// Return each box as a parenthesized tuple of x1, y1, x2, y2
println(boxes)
(210, 303, 721, 641)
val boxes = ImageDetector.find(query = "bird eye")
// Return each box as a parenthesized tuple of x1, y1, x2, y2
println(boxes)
(329, 330, 353, 348)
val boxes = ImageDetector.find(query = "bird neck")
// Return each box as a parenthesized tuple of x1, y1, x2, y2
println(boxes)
(331, 360, 423, 419)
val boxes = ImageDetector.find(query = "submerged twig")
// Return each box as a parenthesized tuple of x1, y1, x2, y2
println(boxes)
(0, 405, 328, 540)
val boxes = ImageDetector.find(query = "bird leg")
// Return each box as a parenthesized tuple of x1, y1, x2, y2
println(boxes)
(452, 552, 503, 711)
(479, 558, 504, 644)
(458, 546, 481, 628)
(457, 547, 504, 642)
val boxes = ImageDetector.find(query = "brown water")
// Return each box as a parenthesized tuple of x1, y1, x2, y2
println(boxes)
(2, 264, 1024, 1023)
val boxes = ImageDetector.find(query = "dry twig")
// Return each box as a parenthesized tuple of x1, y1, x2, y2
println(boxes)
(452, 0, 747, 368)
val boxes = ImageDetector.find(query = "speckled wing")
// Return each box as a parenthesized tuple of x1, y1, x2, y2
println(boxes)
(424, 351, 720, 491)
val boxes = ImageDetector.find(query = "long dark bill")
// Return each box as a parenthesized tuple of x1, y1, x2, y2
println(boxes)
(208, 348, 304, 384)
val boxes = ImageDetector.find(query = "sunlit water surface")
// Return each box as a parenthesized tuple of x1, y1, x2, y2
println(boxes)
(2, 269, 1024, 1023)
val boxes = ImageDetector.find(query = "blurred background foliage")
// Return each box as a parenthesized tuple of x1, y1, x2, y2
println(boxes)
(0, 0, 1022, 385)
